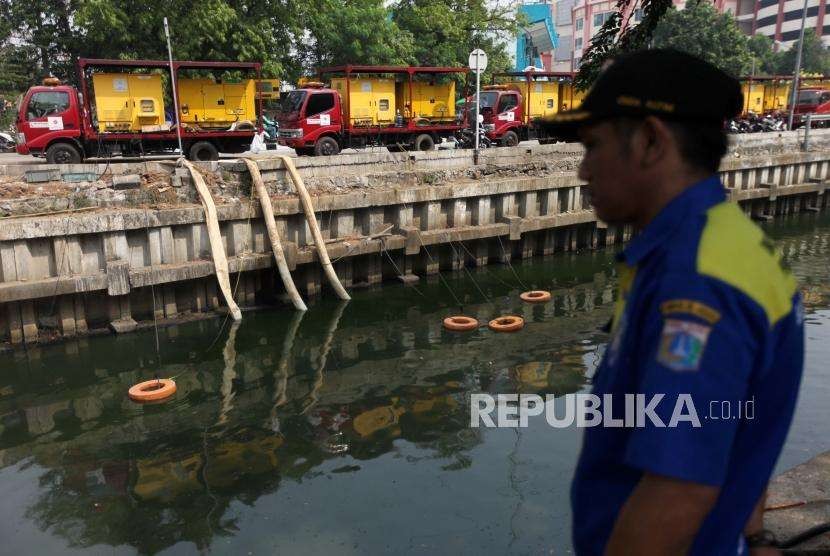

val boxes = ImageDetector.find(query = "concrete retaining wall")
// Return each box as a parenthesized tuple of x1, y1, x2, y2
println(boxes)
(1, 137, 828, 346)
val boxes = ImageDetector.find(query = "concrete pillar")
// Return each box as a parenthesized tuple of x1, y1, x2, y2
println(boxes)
(58, 296, 76, 337)
(543, 189, 559, 216)
(304, 265, 322, 296)
(163, 285, 177, 317)
(472, 197, 491, 225)
(335, 261, 353, 288)
(450, 199, 467, 228)
(520, 191, 538, 217)
(6, 302, 23, 345)
(333, 211, 355, 238)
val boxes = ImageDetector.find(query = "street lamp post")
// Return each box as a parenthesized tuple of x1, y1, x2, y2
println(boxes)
(787, 0, 810, 130)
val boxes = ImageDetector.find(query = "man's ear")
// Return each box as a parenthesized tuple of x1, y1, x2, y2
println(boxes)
(637, 116, 674, 169)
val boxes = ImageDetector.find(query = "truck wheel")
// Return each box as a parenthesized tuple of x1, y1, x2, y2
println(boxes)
(314, 137, 340, 156)
(46, 142, 82, 164)
(501, 130, 519, 147)
(414, 134, 435, 151)
(188, 141, 219, 161)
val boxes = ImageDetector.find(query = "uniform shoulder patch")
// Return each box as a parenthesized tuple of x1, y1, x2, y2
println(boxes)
(660, 299, 721, 324)
(657, 318, 712, 372)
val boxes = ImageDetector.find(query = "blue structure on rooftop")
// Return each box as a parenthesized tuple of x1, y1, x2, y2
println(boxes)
(515, 3, 558, 71)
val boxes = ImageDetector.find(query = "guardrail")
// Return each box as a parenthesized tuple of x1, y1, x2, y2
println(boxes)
(802, 113, 830, 149)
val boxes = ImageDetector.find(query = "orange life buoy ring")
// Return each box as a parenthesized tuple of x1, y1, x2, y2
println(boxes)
(443, 315, 479, 331)
(129, 379, 177, 402)
(488, 315, 524, 332)
(520, 290, 551, 303)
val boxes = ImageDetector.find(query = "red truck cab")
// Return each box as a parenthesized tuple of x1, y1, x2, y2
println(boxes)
(277, 85, 343, 156)
(15, 80, 86, 163)
(476, 88, 523, 146)
(791, 87, 830, 127)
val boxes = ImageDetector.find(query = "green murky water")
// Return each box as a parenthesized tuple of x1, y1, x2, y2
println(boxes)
(1, 213, 828, 555)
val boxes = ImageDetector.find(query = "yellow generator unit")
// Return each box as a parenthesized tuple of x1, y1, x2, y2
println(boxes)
(741, 81, 765, 114)
(331, 77, 396, 126)
(396, 80, 455, 122)
(178, 78, 256, 128)
(92, 73, 165, 132)
(507, 81, 559, 120)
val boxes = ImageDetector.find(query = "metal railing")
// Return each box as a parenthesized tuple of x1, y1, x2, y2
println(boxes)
(802, 113, 830, 149)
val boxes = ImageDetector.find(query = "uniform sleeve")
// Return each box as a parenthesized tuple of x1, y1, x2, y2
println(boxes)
(623, 273, 760, 486)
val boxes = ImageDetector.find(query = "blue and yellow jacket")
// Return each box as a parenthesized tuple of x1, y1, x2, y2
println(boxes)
(571, 176, 804, 555)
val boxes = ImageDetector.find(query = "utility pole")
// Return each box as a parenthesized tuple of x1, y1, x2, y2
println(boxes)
(164, 17, 184, 155)
(787, 0, 809, 131)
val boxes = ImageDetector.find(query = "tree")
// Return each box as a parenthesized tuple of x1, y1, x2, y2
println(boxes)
(392, 0, 520, 85)
(652, 1, 751, 78)
(575, 0, 674, 89)
(776, 32, 830, 76)
(747, 34, 782, 75)
(299, 0, 416, 71)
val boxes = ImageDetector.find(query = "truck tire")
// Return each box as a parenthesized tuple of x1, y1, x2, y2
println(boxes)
(46, 142, 82, 164)
(501, 130, 519, 147)
(188, 141, 219, 161)
(314, 136, 340, 156)
(414, 134, 435, 151)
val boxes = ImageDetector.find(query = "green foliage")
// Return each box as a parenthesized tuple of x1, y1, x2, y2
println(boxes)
(575, 0, 674, 89)
(652, 1, 751, 77)
(299, 0, 416, 70)
(393, 0, 519, 85)
(775, 32, 830, 76)
(0, 0, 520, 92)
(747, 34, 781, 75)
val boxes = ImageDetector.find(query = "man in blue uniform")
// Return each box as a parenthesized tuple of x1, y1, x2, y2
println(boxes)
(544, 50, 805, 555)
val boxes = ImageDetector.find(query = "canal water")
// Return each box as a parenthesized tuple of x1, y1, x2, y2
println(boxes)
(1, 213, 828, 555)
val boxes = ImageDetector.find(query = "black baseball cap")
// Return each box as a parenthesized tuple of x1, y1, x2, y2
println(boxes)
(543, 49, 743, 138)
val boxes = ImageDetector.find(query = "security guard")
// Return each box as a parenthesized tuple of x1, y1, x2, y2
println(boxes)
(544, 50, 805, 555)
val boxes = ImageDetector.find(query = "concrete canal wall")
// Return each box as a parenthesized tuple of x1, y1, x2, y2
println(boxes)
(1, 130, 829, 346)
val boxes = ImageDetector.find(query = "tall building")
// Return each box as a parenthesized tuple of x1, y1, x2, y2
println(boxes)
(516, 0, 829, 76)
(515, 2, 558, 70)
(745, 0, 830, 48)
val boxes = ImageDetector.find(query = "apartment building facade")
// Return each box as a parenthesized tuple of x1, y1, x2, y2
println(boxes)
(519, 0, 829, 74)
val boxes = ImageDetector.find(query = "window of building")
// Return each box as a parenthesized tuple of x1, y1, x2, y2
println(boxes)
(593, 12, 611, 27)
(575, 37, 583, 49)
(634, 8, 644, 22)
(305, 92, 335, 116)
(27, 91, 69, 120)
(573, 57, 581, 69)
(378, 99, 390, 111)
(575, 18, 583, 31)
(546, 99, 555, 109)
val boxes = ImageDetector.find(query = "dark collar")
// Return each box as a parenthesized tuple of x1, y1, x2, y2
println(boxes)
(618, 175, 726, 266)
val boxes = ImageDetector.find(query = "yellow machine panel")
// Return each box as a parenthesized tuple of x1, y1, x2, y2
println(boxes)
(397, 80, 455, 122)
(558, 82, 585, 112)
(741, 82, 765, 114)
(763, 82, 790, 111)
(332, 77, 396, 126)
(92, 73, 165, 132)
(507, 81, 559, 120)
(178, 78, 256, 128)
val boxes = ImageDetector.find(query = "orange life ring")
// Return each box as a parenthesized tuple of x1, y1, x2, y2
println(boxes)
(443, 315, 479, 331)
(520, 290, 551, 303)
(128, 379, 177, 402)
(488, 315, 524, 332)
